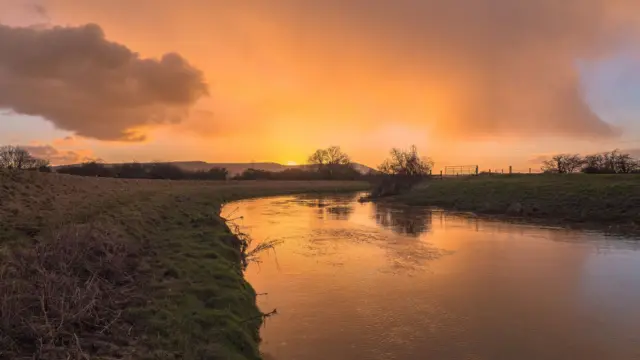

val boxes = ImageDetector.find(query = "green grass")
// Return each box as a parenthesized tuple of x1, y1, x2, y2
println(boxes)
(0, 171, 368, 359)
(391, 174, 640, 227)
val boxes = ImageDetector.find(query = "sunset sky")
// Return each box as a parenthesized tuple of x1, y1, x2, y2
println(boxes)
(1, 0, 640, 171)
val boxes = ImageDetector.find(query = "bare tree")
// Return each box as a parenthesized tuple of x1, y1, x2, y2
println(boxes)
(308, 149, 326, 167)
(307, 146, 354, 179)
(541, 154, 583, 174)
(378, 145, 433, 176)
(583, 153, 605, 173)
(613, 151, 638, 173)
(564, 154, 584, 173)
(602, 150, 617, 172)
(325, 146, 350, 165)
(308, 146, 351, 167)
(582, 149, 639, 173)
(0, 145, 50, 170)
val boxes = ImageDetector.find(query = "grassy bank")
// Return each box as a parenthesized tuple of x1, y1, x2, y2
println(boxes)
(0, 171, 368, 359)
(389, 174, 640, 229)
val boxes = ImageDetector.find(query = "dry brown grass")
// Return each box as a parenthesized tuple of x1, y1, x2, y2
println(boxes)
(0, 224, 146, 359)
(225, 220, 283, 269)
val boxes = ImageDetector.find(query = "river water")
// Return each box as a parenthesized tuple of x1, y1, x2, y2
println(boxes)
(224, 193, 640, 360)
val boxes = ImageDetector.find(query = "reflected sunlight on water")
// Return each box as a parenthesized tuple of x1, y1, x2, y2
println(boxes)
(224, 193, 640, 360)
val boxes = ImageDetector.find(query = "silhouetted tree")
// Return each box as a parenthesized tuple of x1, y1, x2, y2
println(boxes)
(307, 146, 355, 179)
(147, 163, 186, 180)
(231, 166, 358, 181)
(57, 161, 114, 177)
(58, 161, 231, 180)
(541, 154, 583, 174)
(308, 146, 351, 167)
(233, 168, 272, 180)
(613, 151, 638, 173)
(272, 168, 321, 180)
(113, 162, 147, 178)
(208, 167, 229, 180)
(191, 167, 229, 180)
(0, 145, 51, 171)
(56, 161, 116, 177)
(583, 153, 607, 174)
(378, 145, 433, 176)
(582, 149, 639, 174)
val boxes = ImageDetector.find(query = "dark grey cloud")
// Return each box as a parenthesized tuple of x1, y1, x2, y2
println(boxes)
(0, 23, 208, 141)
(31, 3, 48, 18)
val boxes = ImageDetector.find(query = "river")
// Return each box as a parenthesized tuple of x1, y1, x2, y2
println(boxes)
(224, 192, 640, 360)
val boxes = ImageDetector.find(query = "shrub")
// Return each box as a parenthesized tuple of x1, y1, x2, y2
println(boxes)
(378, 145, 433, 176)
(0, 225, 144, 358)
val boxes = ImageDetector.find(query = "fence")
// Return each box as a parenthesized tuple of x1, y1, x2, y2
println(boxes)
(431, 165, 543, 179)
(480, 166, 543, 175)
(444, 165, 478, 176)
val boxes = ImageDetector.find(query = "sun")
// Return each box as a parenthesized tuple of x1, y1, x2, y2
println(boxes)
(286, 161, 298, 166)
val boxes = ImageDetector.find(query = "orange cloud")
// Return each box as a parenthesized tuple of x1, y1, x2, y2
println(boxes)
(21, 144, 96, 165)
(36, 0, 640, 143)
(0, 23, 207, 141)
(51, 136, 83, 147)
(1, 0, 639, 171)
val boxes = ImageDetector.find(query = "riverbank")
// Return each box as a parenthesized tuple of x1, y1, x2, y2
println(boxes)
(387, 174, 640, 232)
(0, 170, 368, 359)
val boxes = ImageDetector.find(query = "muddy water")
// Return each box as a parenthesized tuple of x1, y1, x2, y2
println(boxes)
(224, 193, 640, 360)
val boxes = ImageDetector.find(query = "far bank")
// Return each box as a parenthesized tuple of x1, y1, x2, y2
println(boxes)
(383, 174, 640, 232)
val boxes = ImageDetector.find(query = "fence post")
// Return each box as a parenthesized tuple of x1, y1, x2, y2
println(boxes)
(509, 166, 512, 174)
(475, 165, 479, 175)
(529, 168, 531, 174)
(501, 169, 504, 174)
(440, 170, 443, 179)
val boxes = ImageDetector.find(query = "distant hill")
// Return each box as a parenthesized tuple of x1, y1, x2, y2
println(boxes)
(55, 161, 377, 176)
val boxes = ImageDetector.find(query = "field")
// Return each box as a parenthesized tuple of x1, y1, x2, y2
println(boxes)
(0, 171, 368, 359)
(390, 174, 640, 231)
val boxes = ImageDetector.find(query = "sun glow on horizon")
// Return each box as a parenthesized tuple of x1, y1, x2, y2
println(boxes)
(286, 161, 298, 166)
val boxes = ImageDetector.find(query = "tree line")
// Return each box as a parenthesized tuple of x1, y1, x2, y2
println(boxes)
(56, 161, 229, 180)
(231, 145, 433, 180)
(541, 149, 640, 174)
(0, 144, 435, 181)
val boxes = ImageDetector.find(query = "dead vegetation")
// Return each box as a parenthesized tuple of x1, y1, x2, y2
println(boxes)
(0, 224, 146, 359)
(222, 212, 283, 270)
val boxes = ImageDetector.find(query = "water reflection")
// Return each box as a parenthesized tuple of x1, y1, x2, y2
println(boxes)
(227, 193, 640, 360)
(325, 205, 353, 220)
(373, 203, 432, 236)
(285, 193, 358, 221)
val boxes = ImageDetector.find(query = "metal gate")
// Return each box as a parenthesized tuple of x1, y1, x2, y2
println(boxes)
(444, 165, 478, 176)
